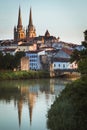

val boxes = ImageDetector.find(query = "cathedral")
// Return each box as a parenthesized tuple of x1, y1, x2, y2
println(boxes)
(14, 7, 36, 41)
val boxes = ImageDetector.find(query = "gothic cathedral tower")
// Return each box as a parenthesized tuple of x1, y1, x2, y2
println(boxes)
(26, 8, 36, 40)
(14, 7, 25, 41)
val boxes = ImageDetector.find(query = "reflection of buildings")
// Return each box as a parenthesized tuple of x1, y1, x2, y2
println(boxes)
(18, 98, 23, 127)
(0, 79, 66, 127)
(17, 83, 54, 127)
(17, 86, 37, 126)
(28, 93, 36, 125)
(50, 79, 55, 94)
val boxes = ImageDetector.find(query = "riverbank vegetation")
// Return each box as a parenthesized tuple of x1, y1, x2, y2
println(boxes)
(47, 76, 87, 130)
(47, 37, 87, 130)
(0, 70, 50, 80)
(0, 51, 50, 80)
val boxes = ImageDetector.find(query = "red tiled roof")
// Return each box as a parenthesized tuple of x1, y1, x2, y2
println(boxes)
(61, 47, 73, 55)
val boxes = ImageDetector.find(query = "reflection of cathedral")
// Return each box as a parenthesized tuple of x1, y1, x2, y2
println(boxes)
(17, 87, 37, 126)
(0, 79, 58, 127)
(17, 81, 56, 126)
(14, 7, 36, 41)
(18, 97, 23, 127)
(28, 93, 36, 125)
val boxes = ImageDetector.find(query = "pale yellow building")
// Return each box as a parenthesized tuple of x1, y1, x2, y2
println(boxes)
(21, 57, 29, 71)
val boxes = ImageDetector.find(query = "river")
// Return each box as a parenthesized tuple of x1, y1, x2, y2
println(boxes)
(0, 78, 70, 130)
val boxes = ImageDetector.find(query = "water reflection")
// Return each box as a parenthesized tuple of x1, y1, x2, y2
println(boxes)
(0, 79, 68, 130)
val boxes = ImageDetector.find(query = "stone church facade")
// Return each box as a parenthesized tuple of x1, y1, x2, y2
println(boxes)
(14, 7, 36, 41)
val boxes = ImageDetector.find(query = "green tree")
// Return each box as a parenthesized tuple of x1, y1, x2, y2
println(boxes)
(47, 31, 87, 130)
(2, 53, 15, 70)
(14, 51, 25, 68)
(0, 51, 25, 70)
(78, 58, 87, 74)
(70, 41, 87, 74)
(70, 49, 80, 63)
(47, 78, 87, 130)
(0, 51, 4, 69)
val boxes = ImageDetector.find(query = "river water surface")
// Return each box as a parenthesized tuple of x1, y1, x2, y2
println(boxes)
(0, 79, 70, 130)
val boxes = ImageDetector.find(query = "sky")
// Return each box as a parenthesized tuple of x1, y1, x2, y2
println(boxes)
(0, 0, 87, 44)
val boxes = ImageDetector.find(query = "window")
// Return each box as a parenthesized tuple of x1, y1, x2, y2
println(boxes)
(63, 64, 65, 68)
(54, 64, 56, 67)
(59, 64, 60, 67)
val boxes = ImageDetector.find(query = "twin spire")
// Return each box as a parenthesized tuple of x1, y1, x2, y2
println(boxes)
(18, 6, 33, 29)
(14, 6, 36, 41)
(17, 6, 22, 28)
(29, 7, 33, 26)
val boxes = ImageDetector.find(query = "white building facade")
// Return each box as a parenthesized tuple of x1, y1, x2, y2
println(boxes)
(53, 58, 70, 70)
(53, 58, 78, 70)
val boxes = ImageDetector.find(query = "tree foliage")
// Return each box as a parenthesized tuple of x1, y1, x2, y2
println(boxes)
(47, 77, 87, 130)
(70, 41, 87, 74)
(70, 49, 81, 63)
(78, 58, 87, 74)
(0, 51, 25, 70)
(47, 35, 87, 130)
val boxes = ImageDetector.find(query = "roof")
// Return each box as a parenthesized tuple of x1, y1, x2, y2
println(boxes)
(40, 46, 54, 49)
(53, 57, 70, 62)
(60, 47, 73, 55)
(33, 35, 56, 41)
(34, 36, 44, 41)
(26, 50, 44, 54)
(46, 49, 59, 53)
(3, 48, 16, 52)
(45, 30, 50, 37)
(44, 36, 56, 41)
(18, 42, 33, 46)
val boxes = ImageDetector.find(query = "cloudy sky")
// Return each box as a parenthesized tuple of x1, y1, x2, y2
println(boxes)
(0, 0, 87, 44)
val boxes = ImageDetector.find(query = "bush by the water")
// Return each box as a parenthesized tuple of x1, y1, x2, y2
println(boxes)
(0, 70, 50, 80)
(47, 76, 87, 130)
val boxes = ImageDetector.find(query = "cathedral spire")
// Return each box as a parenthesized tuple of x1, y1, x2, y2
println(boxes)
(14, 6, 25, 41)
(17, 6, 22, 28)
(29, 7, 33, 26)
(26, 7, 36, 40)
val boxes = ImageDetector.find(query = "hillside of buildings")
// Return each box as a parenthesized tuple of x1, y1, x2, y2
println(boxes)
(0, 7, 86, 78)
(0, 30, 85, 73)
